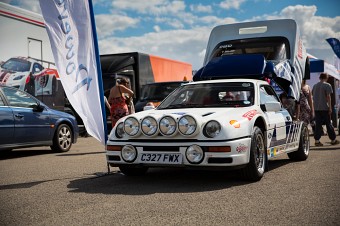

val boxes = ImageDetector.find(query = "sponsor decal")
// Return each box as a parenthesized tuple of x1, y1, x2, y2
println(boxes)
(171, 112, 187, 116)
(242, 110, 257, 120)
(236, 143, 248, 153)
(229, 120, 240, 128)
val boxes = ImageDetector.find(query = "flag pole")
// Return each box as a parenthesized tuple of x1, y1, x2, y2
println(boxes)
(88, 0, 107, 144)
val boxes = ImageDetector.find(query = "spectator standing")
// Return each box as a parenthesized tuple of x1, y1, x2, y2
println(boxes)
(108, 78, 134, 128)
(298, 79, 314, 125)
(312, 73, 339, 146)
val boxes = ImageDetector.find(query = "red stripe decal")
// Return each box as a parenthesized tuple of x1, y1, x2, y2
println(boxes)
(0, 9, 45, 27)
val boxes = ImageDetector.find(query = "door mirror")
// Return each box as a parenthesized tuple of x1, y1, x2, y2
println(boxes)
(32, 103, 44, 112)
(260, 101, 281, 112)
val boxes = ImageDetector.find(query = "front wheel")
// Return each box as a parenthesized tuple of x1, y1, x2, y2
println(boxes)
(119, 165, 148, 176)
(288, 123, 309, 161)
(242, 126, 266, 181)
(50, 124, 73, 152)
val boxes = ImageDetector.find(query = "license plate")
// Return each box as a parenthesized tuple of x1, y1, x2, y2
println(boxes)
(139, 153, 182, 164)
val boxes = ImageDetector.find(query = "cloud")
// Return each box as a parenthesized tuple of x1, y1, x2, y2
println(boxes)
(190, 4, 212, 13)
(4, 0, 42, 13)
(98, 27, 211, 69)
(254, 5, 340, 51)
(95, 14, 139, 38)
(153, 25, 161, 32)
(219, 0, 246, 10)
(111, 0, 186, 15)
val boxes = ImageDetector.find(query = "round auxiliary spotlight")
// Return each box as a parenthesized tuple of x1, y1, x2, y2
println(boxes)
(186, 145, 204, 164)
(124, 117, 140, 137)
(141, 116, 158, 136)
(178, 115, 197, 136)
(159, 115, 177, 136)
(121, 145, 137, 162)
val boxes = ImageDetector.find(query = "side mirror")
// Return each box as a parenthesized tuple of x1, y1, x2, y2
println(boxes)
(260, 101, 281, 112)
(32, 103, 44, 112)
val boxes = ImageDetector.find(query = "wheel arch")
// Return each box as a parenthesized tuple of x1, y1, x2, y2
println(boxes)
(54, 119, 76, 143)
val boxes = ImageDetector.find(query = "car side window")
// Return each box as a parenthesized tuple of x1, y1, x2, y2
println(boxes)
(2, 87, 38, 108)
(32, 63, 43, 73)
(260, 85, 280, 104)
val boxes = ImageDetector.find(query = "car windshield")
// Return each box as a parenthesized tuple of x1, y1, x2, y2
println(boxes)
(140, 82, 186, 101)
(157, 82, 254, 109)
(209, 37, 290, 63)
(1, 58, 31, 72)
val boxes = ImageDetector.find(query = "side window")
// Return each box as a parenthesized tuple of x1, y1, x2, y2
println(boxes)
(260, 85, 280, 105)
(32, 63, 43, 73)
(2, 87, 38, 108)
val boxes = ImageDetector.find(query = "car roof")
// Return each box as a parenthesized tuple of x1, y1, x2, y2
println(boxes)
(183, 78, 266, 86)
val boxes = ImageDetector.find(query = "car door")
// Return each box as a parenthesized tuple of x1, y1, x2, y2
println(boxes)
(0, 90, 15, 146)
(259, 85, 287, 149)
(2, 87, 51, 144)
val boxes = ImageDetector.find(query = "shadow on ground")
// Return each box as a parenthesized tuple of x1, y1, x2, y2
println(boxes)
(66, 158, 291, 195)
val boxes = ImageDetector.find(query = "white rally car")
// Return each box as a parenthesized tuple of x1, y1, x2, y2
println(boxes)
(0, 57, 57, 96)
(106, 77, 309, 181)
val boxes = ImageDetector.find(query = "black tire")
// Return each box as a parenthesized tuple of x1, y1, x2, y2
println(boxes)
(242, 126, 266, 181)
(50, 124, 73, 152)
(119, 165, 148, 176)
(288, 123, 309, 161)
(52, 76, 57, 94)
(24, 75, 35, 95)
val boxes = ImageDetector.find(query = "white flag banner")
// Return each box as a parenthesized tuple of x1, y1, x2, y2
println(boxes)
(39, 0, 107, 145)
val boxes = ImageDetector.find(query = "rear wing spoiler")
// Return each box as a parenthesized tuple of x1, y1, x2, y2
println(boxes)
(28, 57, 55, 68)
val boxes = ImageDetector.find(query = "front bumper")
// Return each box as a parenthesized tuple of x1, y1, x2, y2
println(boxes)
(106, 137, 251, 168)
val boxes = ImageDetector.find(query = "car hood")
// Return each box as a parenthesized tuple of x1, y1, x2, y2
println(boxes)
(48, 108, 76, 119)
(0, 68, 28, 83)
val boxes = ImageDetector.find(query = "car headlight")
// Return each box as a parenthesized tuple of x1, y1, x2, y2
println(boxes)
(186, 145, 204, 164)
(124, 117, 140, 137)
(121, 145, 137, 162)
(13, 75, 25, 80)
(141, 116, 158, 136)
(204, 120, 221, 138)
(178, 115, 197, 136)
(115, 122, 125, 138)
(159, 116, 177, 136)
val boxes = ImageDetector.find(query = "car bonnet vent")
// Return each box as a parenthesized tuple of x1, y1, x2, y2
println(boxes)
(202, 112, 214, 117)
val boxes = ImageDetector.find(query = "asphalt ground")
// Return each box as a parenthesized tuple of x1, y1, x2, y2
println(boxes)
(0, 128, 339, 225)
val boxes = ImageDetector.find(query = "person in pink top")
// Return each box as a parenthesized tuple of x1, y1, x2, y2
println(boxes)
(108, 78, 134, 127)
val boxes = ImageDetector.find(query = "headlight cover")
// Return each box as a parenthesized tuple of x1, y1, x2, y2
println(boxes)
(13, 75, 25, 80)
(204, 120, 221, 138)
(178, 115, 197, 136)
(124, 117, 140, 137)
(121, 145, 137, 162)
(159, 116, 177, 136)
(186, 145, 204, 164)
(115, 122, 125, 138)
(141, 116, 158, 136)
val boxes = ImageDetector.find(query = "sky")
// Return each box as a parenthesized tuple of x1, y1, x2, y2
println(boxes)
(2, 0, 340, 70)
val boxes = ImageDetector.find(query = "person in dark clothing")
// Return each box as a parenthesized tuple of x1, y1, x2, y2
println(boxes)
(312, 72, 339, 146)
